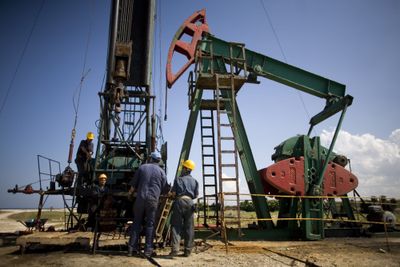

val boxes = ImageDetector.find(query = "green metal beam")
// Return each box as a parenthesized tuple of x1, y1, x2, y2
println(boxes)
(175, 89, 203, 178)
(201, 34, 346, 99)
(316, 104, 348, 188)
(301, 136, 324, 240)
(309, 95, 353, 127)
(222, 90, 273, 229)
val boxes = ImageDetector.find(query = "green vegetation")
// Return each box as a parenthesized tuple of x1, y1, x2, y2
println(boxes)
(8, 211, 65, 222)
(239, 199, 279, 212)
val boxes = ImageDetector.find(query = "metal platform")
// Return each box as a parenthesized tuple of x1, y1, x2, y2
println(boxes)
(196, 73, 246, 91)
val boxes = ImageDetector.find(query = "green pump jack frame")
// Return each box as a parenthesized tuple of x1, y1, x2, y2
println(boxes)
(172, 33, 354, 240)
(175, 87, 273, 229)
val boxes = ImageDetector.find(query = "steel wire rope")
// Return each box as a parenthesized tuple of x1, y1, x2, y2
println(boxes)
(66, 1, 95, 225)
(71, 0, 95, 132)
(95, 72, 107, 134)
(258, 0, 311, 124)
(0, 0, 45, 117)
(157, 0, 166, 147)
(158, 0, 164, 123)
(162, 0, 168, 122)
(151, 9, 157, 148)
(151, 0, 165, 149)
(67, 0, 94, 166)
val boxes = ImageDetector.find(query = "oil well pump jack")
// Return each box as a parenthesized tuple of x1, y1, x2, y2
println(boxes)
(7, 2, 366, 244)
(166, 10, 359, 240)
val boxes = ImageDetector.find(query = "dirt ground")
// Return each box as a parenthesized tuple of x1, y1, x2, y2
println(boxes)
(1, 210, 399, 267)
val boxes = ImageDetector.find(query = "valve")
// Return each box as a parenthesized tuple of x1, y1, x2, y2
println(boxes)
(166, 9, 209, 88)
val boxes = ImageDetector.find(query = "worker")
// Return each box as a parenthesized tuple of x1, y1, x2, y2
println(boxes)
(128, 151, 167, 257)
(75, 132, 95, 185)
(134, 142, 144, 161)
(86, 173, 109, 229)
(94, 173, 108, 194)
(169, 159, 199, 257)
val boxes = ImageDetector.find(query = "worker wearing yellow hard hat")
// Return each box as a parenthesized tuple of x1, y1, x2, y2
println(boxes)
(96, 173, 108, 193)
(182, 159, 195, 171)
(169, 159, 199, 257)
(98, 173, 107, 187)
(98, 173, 107, 179)
(74, 131, 95, 186)
(86, 173, 108, 229)
(86, 131, 95, 140)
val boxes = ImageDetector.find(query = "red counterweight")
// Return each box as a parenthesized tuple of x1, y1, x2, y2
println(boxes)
(259, 157, 358, 196)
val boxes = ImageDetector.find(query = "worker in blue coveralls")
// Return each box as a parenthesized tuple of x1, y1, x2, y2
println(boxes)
(169, 159, 199, 257)
(86, 173, 109, 229)
(128, 151, 167, 257)
(75, 131, 94, 185)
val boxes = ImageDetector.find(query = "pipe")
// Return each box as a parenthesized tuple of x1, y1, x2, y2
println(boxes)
(106, 0, 120, 86)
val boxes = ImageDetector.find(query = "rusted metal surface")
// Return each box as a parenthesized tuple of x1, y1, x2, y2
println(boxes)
(259, 157, 358, 196)
(166, 9, 209, 88)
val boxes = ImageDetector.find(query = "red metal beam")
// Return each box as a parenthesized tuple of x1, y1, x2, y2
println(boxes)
(166, 9, 209, 88)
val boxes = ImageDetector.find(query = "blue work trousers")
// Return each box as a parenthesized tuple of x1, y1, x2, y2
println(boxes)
(128, 198, 158, 254)
(170, 197, 195, 253)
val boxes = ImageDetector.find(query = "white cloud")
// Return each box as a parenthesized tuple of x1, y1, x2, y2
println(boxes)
(389, 129, 400, 145)
(320, 129, 400, 198)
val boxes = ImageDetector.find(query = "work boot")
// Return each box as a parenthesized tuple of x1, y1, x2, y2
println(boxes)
(169, 250, 179, 258)
(183, 250, 191, 257)
(144, 250, 157, 257)
(128, 246, 139, 257)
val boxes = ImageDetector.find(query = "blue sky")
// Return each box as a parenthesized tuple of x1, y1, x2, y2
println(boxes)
(0, 0, 399, 208)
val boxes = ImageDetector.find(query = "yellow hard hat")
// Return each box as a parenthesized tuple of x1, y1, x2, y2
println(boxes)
(87, 132, 95, 140)
(98, 173, 107, 180)
(182, 159, 195, 171)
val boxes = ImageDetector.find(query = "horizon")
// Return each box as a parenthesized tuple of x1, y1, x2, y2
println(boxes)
(1, 0, 399, 208)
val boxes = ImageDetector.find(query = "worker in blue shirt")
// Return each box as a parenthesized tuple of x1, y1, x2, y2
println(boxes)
(169, 159, 199, 257)
(128, 151, 167, 257)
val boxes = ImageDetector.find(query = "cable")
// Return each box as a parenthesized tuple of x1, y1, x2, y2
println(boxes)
(160, 0, 167, 122)
(158, 0, 163, 121)
(258, 0, 311, 121)
(72, 0, 94, 126)
(0, 0, 45, 117)
(67, 0, 94, 164)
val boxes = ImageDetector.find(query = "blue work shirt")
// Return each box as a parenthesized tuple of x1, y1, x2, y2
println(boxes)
(129, 163, 167, 202)
(172, 174, 199, 199)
